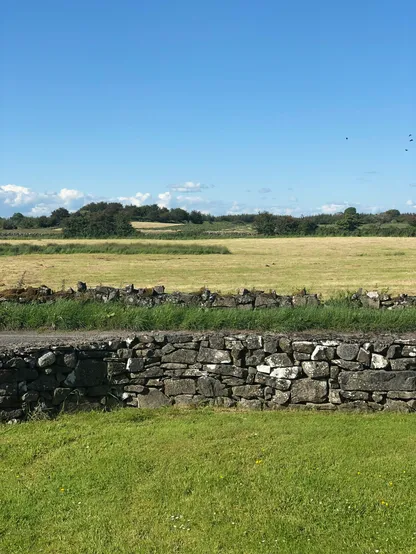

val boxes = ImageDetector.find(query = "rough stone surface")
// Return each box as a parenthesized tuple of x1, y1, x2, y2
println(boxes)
(137, 389, 171, 409)
(269, 391, 290, 405)
(291, 379, 328, 403)
(197, 348, 231, 365)
(339, 370, 416, 391)
(197, 376, 228, 397)
(390, 358, 416, 371)
(292, 341, 315, 354)
(357, 348, 371, 365)
(270, 366, 300, 379)
(1, 332, 416, 420)
(232, 385, 262, 399)
(64, 359, 107, 388)
(383, 399, 411, 413)
(164, 379, 196, 396)
(163, 349, 198, 365)
(337, 344, 360, 361)
(37, 352, 56, 368)
(371, 354, 389, 369)
(265, 353, 292, 368)
(302, 361, 329, 379)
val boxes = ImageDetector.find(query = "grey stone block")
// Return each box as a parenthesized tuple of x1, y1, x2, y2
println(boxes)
(291, 379, 327, 403)
(164, 379, 196, 396)
(339, 370, 416, 391)
(137, 389, 171, 409)
(336, 344, 360, 361)
(302, 361, 329, 378)
(197, 348, 231, 364)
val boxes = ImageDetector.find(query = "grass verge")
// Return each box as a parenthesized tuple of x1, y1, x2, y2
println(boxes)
(0, 242, 231, 256)
(1, 301, 416, 332)
(1, 409, 415, 554)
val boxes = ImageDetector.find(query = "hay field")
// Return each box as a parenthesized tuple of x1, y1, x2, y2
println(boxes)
(0, 237, 415, 297)
(131, 221, 183, 233)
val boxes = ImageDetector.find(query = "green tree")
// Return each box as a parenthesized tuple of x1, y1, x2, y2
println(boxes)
(189, 210, 204, 224)
(50, 207, 70, 226)
(253, 212, 276, 235)
(274, 216, 300, 235)
(343, 207, 357, 216)
(337, 212, 360, 232)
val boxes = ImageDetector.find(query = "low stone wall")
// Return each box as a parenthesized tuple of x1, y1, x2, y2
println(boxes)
(1, 332, 416, 422)
(1, 283, 416, 309)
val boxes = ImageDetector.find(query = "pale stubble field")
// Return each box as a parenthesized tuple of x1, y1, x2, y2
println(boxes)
(0, 237, 415, 297)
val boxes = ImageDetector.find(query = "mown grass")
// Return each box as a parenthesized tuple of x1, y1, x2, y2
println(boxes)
(1, 302, 416, 332)
(1, 237, 415, 295)
(1, 409, 415, 554)
(0, 242, 230, 256)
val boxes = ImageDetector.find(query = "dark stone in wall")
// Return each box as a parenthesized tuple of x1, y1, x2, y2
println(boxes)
(64, 360, 107, 387)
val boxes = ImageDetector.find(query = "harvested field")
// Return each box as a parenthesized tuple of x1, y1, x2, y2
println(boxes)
(0, 237, 415, 296)
(131, 221, 184, 233)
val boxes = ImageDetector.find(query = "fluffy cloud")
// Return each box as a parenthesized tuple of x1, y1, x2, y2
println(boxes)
(58, 188, 85, 203)
(0, 184, 37, 207)
(320, 203, 349, 214)
(0, 184, 157, 217)
(118, 192, 152, 207)
(157, 192, 172, 209)
(227, 202, 246, 215)
(0, 184, 89, 216)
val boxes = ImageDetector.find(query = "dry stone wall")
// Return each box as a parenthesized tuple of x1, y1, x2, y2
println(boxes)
(2, 283, 416, 309)
(1, 332, 416, 422)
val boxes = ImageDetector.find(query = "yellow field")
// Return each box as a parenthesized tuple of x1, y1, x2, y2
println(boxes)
(131, 221, 183, 231)
(0, 237, 415, 297)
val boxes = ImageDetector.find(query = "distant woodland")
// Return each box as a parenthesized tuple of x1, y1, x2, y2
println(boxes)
(1, 203, 416, 238)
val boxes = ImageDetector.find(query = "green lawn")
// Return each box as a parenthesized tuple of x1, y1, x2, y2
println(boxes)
(1, 409, 415, 554)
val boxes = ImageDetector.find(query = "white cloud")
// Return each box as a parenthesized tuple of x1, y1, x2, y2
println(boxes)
(28, 204, 53, 216)
(157, 192, 172, 209)
(270, 206, 302, 216)
(58, 188, 84, 203)
(0, 184, 89, 216)
(320, 203, 348, 214)
(118, 192, 152, 207)
(169, 181, 212, 193)
(406, 199, 413, 206)
(0, 184, 37, 206)
(227, 202, 244, 215)
(176, 195, 205, 204)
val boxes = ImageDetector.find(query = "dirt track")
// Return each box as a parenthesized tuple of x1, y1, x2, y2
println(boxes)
(1, 330, 416, 350)
(0, 331, 128, 349)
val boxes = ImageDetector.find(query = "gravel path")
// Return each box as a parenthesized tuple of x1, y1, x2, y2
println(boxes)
(1, 330, 416, 349)
(0, 331, 129, 348)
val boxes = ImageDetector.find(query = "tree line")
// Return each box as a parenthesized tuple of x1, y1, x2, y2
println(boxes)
(1, 203, 416, 238)
(253, 208, 416, 236)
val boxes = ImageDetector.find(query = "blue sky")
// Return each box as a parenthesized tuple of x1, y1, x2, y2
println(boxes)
(1, 0, 415, 217)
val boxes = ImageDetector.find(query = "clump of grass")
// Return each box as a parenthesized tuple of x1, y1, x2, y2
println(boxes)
(1, 301, 416, 332)
(0, 242, 231, 256)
